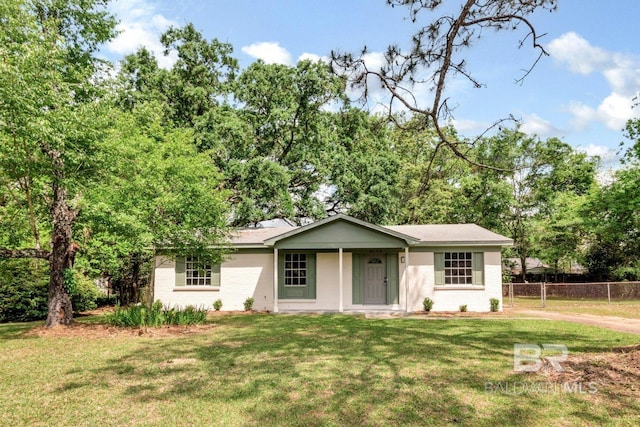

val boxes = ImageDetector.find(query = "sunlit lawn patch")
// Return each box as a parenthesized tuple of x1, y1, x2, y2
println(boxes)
(1, 314, 638, 426)
(510, 296, 640, 319)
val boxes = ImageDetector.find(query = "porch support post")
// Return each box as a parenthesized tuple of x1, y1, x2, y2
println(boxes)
(273, 247, 279, 313)
(405, 247, 410, 313)
(339, 247, 344, 312)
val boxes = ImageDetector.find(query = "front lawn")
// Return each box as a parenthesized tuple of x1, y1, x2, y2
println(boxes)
(1, 315, 638, 426)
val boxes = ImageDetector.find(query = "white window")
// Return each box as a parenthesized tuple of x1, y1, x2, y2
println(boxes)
(186, 256, 212, 286)
(444, 252, 473, 285)
(284, 253, 307, 286)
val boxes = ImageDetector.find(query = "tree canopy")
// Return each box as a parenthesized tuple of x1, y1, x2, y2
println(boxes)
(1, 0, 638, 326)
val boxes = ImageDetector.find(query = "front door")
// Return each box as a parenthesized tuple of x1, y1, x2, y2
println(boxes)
(364, 255, 386, 304)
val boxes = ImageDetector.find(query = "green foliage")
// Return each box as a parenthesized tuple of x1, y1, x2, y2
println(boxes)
(583, 123, 640, 280)
(243, 297, 254, 311)
(77, 106, 230, 274)
(70, 275, 99, 312)
(422, 297, 434, 312)
(459, 305, 468, 313)
(0, 260, 99, 321)
(489, 298, 500, 312)
(213, 299, 222, 311)
(0, 260, 48, 322)
(96, 294, 118, 307)
(106, 301, 207, 327)
(62, 269, 77, 295)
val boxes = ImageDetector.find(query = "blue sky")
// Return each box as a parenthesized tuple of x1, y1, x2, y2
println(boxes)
(104, 0, 640, 165)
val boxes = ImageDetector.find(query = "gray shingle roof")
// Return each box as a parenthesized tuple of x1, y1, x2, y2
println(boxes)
(230, 221, 512, 247)
(231, 227, 296, 246)
(386, 224, 512, 245)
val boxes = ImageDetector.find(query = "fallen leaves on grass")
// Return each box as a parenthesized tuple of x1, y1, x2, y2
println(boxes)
(26, 322, 216, 339)
(539, 344, 640, 397)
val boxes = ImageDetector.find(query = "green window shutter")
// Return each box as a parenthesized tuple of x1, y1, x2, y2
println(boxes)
(352, 253, 363, 304)
(386, 253, 399, 304)
(473, 252, 484, 285)
(306, 253, 316, 299)
(434, 253, 445, 286)
(211, 263, 221, 287)
(175, 256, 186, 286)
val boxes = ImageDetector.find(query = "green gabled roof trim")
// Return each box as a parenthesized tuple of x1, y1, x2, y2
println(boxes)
(263, 214, 420, 248)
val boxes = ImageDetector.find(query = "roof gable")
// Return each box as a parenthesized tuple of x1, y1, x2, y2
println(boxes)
(263, 214, 418, 249)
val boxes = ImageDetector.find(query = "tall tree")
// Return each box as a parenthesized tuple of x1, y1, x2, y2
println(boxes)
(230, 60, 347, 225)
(332, 0, 557, 178)
(583, 118, 640, 280)
(77, 104, 230, 301)
(0, 0, 117, 326)
(328, 108, 402, 224)
(453, 130, 596, 279)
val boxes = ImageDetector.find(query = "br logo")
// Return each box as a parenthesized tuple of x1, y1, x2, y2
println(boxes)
(513, 344, 568, 372)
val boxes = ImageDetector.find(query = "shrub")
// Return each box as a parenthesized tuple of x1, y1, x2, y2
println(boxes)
(71, 275, 100, 312)
(0, 259, 48, 322)
(106, 301, 207, 327)
(213, 299, 223, 311)
(96, 294, 118, 307)
(422, 297, 434, 312)
(490, 298, 500, 312)
(459, 304, 468, 312)
(243, 297, 254, 311)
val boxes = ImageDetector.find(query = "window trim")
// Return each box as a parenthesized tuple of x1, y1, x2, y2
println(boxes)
(174, 256, 221, 289)
(435, 252, 484, 287)
(283, 253, 308, 287)
(444, 252, 474, 285)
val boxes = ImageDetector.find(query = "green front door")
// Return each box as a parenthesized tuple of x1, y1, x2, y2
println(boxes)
(364, 254, 387, 304)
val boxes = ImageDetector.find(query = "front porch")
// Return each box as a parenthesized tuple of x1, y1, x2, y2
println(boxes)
(265, 216, 418, 313)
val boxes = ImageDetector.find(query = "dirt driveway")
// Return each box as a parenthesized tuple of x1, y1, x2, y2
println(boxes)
(511, 309, 640, 335)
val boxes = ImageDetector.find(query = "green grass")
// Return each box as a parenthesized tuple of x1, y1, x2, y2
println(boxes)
(1, 314, 639, 426)
(508, 296, 640, 319)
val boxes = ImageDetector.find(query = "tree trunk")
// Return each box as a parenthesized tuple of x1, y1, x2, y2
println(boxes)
(520, 254, 527, 282)
(44, 151, 78, 327)
(130, 253, 140, 303)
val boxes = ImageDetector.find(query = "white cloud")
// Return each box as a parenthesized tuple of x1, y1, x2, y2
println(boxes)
(548, 32, 640, 132)
(450, 118, 488, 134)
(241, 42, 292, 65)
(520, 114, 562, 138)
(106, 0, 177, 69)
(576, 144, 621, 182)
(577, 144, 617, 160)
(568, 93, 633, 131)
(547, 32, 609, 75)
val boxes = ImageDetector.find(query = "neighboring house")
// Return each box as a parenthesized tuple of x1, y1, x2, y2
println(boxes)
(504, 257, 587, 283)
(504, 258, 554, 277)
(154, 214, 512, 313)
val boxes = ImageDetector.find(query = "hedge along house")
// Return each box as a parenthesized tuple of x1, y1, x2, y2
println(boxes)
(153, 214, 513, 313)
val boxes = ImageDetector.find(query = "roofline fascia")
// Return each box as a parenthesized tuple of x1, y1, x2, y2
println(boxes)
(414, 240, 514, 247)
(262, 213, 419, 247)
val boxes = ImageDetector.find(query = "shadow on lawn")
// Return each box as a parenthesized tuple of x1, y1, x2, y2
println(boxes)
(51, 315, 640, 425)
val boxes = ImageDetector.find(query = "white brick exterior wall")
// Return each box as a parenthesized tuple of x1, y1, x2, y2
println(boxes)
(153, 253, 274, 311)
(153, 249, 503, 313)
(405, 250, 503, 312)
